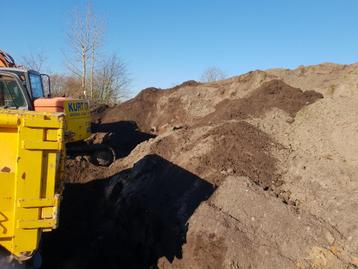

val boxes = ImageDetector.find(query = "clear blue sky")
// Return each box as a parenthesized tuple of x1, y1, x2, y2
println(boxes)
(1, 0, 358, 95)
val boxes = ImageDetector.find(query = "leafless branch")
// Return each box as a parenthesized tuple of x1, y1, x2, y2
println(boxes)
(200, 66, 226, 83)
(21, 51, 47, 72)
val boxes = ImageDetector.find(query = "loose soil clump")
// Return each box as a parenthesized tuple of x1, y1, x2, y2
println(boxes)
(198, 121, 281, 188)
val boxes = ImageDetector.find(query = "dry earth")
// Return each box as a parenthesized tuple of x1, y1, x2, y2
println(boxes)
(41, 63, 358, 269)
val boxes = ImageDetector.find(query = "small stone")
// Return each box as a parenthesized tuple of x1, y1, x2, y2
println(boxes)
(279, 191, 291, 202)
(286, 117, 295, 124)
(325, 231, 335, 245)
(172, 125, 183, 131)
(351, 257, 358, 266)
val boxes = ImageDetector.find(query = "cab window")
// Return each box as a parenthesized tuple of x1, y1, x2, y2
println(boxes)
(29, 73, 44, 98)
(0, 76, 27, 108)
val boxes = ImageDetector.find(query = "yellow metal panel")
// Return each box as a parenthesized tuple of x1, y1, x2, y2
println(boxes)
(45, 129, 58, 141)
(0, 110, 65, 259)
(23, 116, 64, 129)
(0, 117, 19, 127)
(63, 100, 91, 142)
(0, 129, 17, 172)
(17, 219, 56, 229)
(0, 172, 15, 238)
(23, 140, 61, 150)
(17, 198, 56, 208)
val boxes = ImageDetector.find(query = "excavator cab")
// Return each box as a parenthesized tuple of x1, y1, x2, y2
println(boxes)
(0, 68, 50, 109)
(0, 50, 91, 141)
(0, 73, 29, 109)
(0, 50, 50, 105)
(0, 49, 115, 165)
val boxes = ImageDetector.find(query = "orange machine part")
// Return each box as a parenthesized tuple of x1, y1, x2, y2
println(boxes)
(0, 50, 16, 67)
(34, 97, 68, 112)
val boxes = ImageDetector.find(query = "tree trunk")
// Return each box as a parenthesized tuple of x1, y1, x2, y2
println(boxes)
(82, 46, 87, 97)
(90, 46, 95, 99)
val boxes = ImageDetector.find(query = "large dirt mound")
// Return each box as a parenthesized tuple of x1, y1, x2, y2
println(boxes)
(65, 79, 321, 185)
(39, 63, 358, 269)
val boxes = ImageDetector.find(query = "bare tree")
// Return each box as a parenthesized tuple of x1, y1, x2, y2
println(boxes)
(200, 66, 226, 83)
(21, 51, 47, 72)
(49, 74, 66, 96)
(50, 74, 83, 98)
(95, 54, 130, 103)
(65, 2, 103, 98)
(64, 2, 129, 103)
(90, 14, 104, 100)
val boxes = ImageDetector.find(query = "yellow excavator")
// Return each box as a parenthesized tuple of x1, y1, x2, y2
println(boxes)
(0, 49, 114, 263)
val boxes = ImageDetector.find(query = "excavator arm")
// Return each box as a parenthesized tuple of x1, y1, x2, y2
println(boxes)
(0, 50, 16, 68)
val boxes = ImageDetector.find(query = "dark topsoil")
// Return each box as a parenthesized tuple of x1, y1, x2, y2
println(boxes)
(200, 79, 323, 123)
(39, 79, 323, 269)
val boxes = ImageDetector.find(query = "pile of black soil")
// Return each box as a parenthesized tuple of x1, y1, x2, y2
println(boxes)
(91, 121, 155, 159)
(41, 155, 215, 269)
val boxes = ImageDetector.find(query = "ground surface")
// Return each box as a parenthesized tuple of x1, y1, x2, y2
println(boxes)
(41, 63, 358, 269)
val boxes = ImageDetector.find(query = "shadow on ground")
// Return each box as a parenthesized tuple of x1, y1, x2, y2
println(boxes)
(92, 121, 156, 159)
(40, 154, 215, 269)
